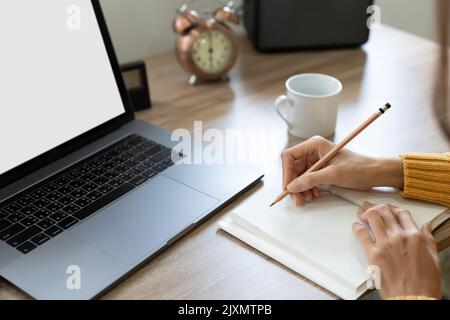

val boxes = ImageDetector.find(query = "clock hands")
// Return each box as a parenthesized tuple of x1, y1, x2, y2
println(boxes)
(208, 31, 214, 69)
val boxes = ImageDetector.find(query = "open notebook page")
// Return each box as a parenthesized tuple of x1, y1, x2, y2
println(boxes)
(325, 186, 448, 228)
(221, 184, 447, 299)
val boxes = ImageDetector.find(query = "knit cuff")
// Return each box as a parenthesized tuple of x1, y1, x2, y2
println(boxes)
(399, 153, 450, 207)
(387, 296, 436, 300)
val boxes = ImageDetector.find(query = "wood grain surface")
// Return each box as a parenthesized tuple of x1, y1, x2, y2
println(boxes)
(1, 25, 449, 300)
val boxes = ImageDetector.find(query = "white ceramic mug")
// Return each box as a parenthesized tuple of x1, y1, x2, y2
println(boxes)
(275, 73, 342, 139)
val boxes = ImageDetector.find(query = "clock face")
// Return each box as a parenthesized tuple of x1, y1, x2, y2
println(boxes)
(192, 29, 234, 74)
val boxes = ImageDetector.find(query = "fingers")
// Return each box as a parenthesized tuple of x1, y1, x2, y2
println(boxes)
(292, 188, 320, 206)
(352, 222, 374, 258)
(303, 190, 313, 202)
(358, 203, 402, 236)
(281, 150, 297, 190)
(392, 207, 418, 231)
(312, 187, 320, 198)
(357, 201, 374, 214)
(281, 137, 333, 206)
(421, 222, 435, 242)
(284, 136, 332, 160)
(293, 193, 303, 206)
(366, 210, 388, 241)
(421, 222, 441, 268)
(287, 167, 337, 193)
(359, 202, 418, 232)
(281, 137, 332, 190)
(357, 203, 388, 242)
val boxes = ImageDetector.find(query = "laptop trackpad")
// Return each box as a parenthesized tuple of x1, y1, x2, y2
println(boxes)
(71, 175, 219, 266)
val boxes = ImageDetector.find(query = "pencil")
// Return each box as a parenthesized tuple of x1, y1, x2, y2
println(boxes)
(270, 103, 392, 207)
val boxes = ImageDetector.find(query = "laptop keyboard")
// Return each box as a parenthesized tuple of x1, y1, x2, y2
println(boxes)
(0, 134, 182, 254)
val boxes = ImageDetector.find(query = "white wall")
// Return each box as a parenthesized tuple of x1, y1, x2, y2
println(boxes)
(100, 0, 183, 63)
(100, 0, 439, 64)
(376, 0, 438, 42)
(100, 0, 243, 63)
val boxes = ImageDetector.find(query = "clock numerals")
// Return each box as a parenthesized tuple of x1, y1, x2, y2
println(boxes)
(192, 30, 233, 74)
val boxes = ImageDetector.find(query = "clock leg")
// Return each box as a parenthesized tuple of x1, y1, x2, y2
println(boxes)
(188, 75, 230, 85)
(188, 75, 198, 86)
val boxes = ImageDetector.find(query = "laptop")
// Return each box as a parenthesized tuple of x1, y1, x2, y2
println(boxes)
(0, 0, 263, 299)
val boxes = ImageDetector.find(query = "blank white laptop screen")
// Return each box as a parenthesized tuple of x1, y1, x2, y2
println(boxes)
(0, 0, 125, 176)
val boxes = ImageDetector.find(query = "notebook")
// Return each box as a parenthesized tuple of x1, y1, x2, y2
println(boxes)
(218, 183, 450, 300)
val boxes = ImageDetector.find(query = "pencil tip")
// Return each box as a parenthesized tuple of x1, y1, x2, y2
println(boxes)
(269, 203, 274, 207)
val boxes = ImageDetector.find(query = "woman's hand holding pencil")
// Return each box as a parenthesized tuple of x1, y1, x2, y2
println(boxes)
(275, 104, 404, 206)
(273, 103, 444, 299)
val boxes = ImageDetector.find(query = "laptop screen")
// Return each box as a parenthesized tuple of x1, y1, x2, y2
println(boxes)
(0, 0, 126, 176)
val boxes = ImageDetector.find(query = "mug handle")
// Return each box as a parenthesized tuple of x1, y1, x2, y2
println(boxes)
(275, 95, 294, 130)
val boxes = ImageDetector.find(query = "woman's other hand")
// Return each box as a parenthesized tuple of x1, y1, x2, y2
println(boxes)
(353, 202, 442, 299)
(281, 136, 404, 206)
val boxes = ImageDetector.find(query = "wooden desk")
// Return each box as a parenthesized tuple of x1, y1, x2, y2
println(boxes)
(1, 26, 449, 300)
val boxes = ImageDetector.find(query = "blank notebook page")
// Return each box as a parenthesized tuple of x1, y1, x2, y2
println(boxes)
(325, 186, 448, 228)
(230, 185, 447, 292)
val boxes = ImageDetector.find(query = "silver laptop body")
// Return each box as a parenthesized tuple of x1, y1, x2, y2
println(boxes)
(0, 0, 263, 299)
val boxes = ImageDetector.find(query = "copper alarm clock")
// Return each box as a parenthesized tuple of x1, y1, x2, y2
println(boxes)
(173, 1, 240, 84)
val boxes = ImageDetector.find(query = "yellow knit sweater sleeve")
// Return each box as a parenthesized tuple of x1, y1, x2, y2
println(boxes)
(399, 153, 450, 207)
(387, 296, 436, 300)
